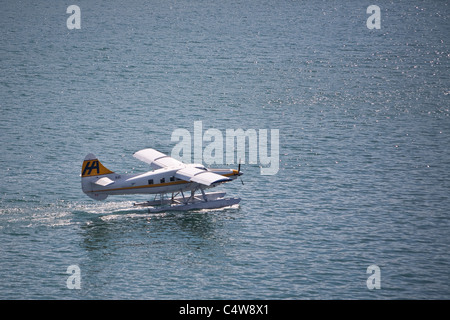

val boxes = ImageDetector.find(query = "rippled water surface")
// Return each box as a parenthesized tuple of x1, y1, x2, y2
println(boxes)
(1, 0, 449, 299)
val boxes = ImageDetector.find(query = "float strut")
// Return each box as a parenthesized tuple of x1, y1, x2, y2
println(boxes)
(200, 187, 208, 202)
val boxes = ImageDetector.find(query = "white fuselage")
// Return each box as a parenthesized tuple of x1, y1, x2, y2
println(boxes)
(82, 165, 238, 199)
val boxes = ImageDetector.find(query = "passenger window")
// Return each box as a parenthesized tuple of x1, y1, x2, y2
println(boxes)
(160, 178, 165, 183)
(170, 176, 175, 182)
(148, 179, 153, 185)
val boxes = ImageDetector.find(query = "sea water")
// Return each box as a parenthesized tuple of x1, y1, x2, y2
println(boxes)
(1, 0, 449, 299)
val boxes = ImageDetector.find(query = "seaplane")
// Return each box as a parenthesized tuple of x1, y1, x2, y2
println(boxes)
(81, 148, 243, 213)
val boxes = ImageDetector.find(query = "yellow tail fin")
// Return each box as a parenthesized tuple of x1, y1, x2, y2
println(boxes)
(81, 153, 114, 177)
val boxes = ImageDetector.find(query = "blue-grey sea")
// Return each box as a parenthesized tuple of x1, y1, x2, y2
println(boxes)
(1, 0, 449, 299)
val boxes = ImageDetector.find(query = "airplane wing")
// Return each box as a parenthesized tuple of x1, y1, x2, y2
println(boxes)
(175, 167, 232, 186)
(134, 148, 232, 186)
(133, 148, 184, 169)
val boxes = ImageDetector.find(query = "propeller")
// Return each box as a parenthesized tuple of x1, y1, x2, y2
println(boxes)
(238, 159, 244, 185)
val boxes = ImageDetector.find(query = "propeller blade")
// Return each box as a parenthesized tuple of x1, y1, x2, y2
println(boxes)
(238, 159, 243, 184)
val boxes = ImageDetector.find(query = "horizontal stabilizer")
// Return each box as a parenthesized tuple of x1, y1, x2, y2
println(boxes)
(93, 177, 115, 187)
